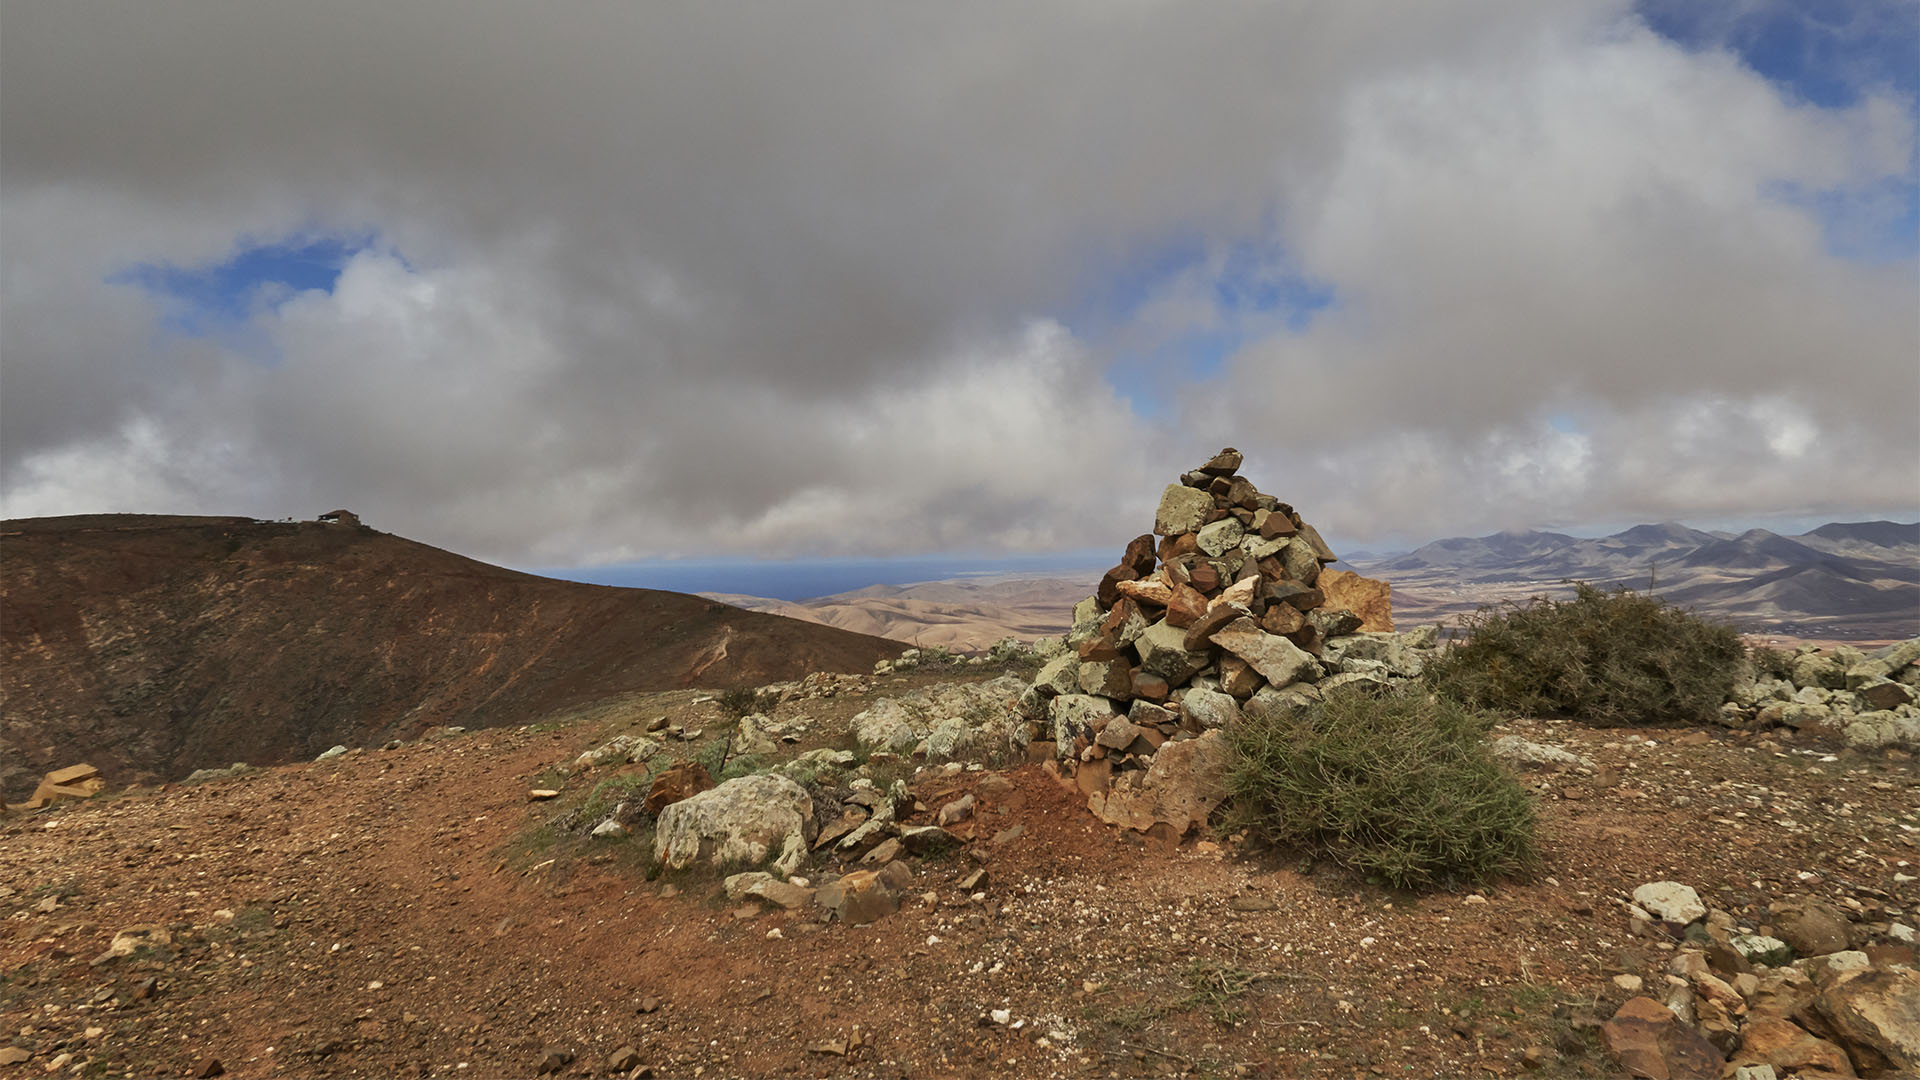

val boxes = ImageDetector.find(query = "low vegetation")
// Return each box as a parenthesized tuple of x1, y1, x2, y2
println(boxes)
(1225, 689, 1538, 890)
(1424, 582, 1745, 726)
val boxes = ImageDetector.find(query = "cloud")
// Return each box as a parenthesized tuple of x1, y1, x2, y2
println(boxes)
(1, 2, 1913, 564)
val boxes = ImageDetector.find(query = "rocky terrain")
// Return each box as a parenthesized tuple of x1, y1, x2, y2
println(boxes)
(0, 514, 899, 800)
(2, 649, 1914, 1079)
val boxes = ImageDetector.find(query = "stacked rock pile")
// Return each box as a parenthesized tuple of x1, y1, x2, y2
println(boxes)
(1015, 449, 1426, 832)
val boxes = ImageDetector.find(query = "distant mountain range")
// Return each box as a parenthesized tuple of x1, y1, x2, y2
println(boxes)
(1350, 520, 1918, 642)
(717, 520, 1918, 648)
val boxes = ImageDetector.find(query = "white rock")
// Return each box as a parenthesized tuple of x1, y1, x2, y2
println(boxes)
(653, 774, 816, 878)
(1632, 882, 1706, 926)
(1490, 736, 1591, 769)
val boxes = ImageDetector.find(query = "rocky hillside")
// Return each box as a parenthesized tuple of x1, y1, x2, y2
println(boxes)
(0, 515, 900, 799)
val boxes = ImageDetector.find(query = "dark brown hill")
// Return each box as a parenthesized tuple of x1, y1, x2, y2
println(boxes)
(0, 514, 900, 798)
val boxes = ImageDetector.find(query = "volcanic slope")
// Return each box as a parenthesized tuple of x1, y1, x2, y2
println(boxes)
(0, 515, 900, 798)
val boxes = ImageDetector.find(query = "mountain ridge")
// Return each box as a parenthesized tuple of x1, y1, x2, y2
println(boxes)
(0, 514, 900, 799)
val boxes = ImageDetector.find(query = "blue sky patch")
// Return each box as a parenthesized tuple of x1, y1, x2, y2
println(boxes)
(1637, 0, 1919, 108)
(1082, 235, 1338, 416)
(111, 233, 376, 337)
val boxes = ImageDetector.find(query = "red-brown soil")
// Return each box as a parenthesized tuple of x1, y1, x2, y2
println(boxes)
(1, 674, 1912, 1079)
(1, 515, 900, 799)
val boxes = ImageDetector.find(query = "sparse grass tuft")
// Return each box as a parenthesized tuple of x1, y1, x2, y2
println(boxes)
(1181, 959, 1257, 1027)
(1226, 689, 1538, 890)
(1425, 583, 1745, 726)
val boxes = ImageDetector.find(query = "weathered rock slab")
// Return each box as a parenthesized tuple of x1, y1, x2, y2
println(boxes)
(653, 774, 815, 878)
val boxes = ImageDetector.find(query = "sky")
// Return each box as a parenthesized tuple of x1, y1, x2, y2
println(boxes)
(3, 0, 1917, 579)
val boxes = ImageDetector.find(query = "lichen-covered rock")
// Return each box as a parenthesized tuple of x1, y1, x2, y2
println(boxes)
(729, 715, 778, 759)
(573, 734, 661, 769)
(1049, 694, 1118, 751)
(1180, 687, 1241, 730)
(1842, 709, 1920, 751)
(850, 675, 1025, 755)
(1154, 484, 1214, 536)
(653, 774, 815, 878)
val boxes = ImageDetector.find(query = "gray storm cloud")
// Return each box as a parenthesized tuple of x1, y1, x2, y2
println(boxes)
(2, 1, 1914, 564)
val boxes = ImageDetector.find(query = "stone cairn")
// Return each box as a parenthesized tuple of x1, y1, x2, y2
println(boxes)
(1016, 449, 1415, 834)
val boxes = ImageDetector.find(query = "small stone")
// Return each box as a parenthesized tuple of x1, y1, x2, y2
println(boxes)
(936, 794, 976, 827)
(193, 1059, 225, 1080)
(0, 1048, 27, 1065)
(528, 788, 560, 800)
(1731, 934, 1793, 967)
(608, 1047, 643, 1073)
(1613, 974, 1644, 993)
(860, 838, 904, 865)
(533, 1048, 573, 1075)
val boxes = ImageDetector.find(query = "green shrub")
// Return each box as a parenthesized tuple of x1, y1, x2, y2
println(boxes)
(1226, 690, 1537, 890)
(717, 686, 762, 718)
(1748, 644, 1794, 682)
(1425, 583, 1745, 726)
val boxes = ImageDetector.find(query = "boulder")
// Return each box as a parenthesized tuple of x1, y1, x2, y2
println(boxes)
(1198, 447, 1243, 475)
(815, 869, 900, 926)
(1817, 966, 1920, 1073)
(1842, 711, 1920, 751)
(1771, 897, 1852, 959)
(729, 716, 778, 759)
(851, 676, 1026, 755)
(1317, 569, 1393, 632)
(653, 774, 816, 878)
(1732, 1017, 1855, 1077)
(1856, 679, 1915, 711)
(642, 760, 714, 816)
(1136, 621, 1212, 683)
(1279, 538, 1321, 586)
(1600, 996, 1726, 1080)
(1633, 882, 1707, 927)
(1086, 730, 1230, 835)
